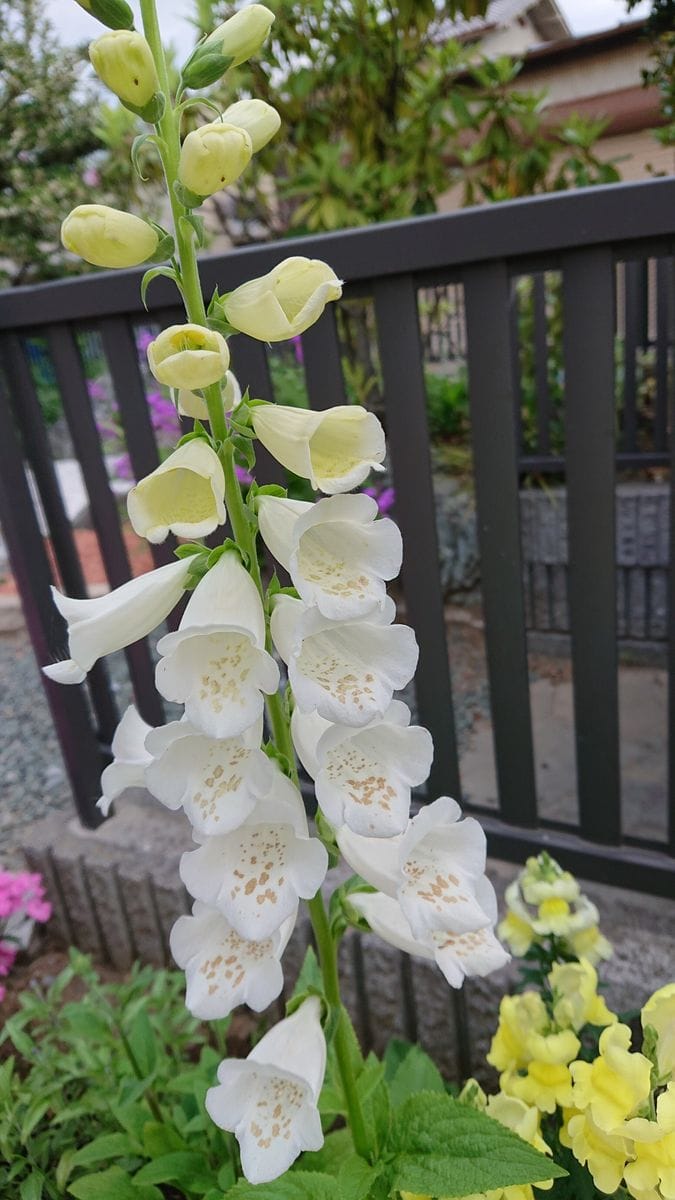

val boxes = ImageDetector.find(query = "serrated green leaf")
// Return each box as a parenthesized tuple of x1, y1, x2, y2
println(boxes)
(71, 1133, 138, 1167)
(67, 1165, 162, 1200)
(389, 1092, 566, 1197)
(134, 1151, 216, 1192)
(386, 1041, 445, 1108)
(224, 1172, 342, 1199)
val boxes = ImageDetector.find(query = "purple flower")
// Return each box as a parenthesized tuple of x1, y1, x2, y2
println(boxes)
(136, 329, 155, 353)
(113, 452, 133, 480)
(364, 485, 395, 515)
(235, 465, 253, 487)
(292, 335, 304, 365)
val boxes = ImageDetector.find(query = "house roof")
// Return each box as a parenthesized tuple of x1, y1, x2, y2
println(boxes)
(436, 0, 571, 45)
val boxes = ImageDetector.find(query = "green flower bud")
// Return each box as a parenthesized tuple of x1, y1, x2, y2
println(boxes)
(89, 30, 160, 114)
(74, 0, 134, 30)
(61, 205, 159, 268)
(178, 122, 252, 199)
(223, 99, 281, 153)
(205, 4, 274, 66)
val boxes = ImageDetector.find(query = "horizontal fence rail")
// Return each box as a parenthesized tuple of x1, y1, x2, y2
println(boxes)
(1, 178, 674, 896)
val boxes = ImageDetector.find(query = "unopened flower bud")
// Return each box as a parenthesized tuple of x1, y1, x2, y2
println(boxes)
(74, 0, 134, 30)
(61, 205, 159, 268)
(179, 122, 252, 199)
(147, 324, 230, 390)
(205, 4, 274, 67)
(89, 30, 160, 115)
(223, 99, 280, 152)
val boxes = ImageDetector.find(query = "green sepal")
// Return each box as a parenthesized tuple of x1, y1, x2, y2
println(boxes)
(184, 553, 211, 590)
(145, 233, 176, 265)
(207, 541, 246, 570)
(174, 543, 207, 559)
(85, 0, 134, 30)
(232, 434, 256, 471)
(180, 41, 235, 91)
(256, 484, 288, 500)
(315, 809, 340, 871)
(285, 947, 325, 1018)
(140, 266, 180, 310)
(206, 288, 236, 336)
(175, 96, 223, 122)
(179, 213, 205, 248)
(175, 428, 210, 447)
(173, 179, 206, 210)
(121, 91, 166, 124)
(131, 133, 164, 181)
(329, 875, 376, 939)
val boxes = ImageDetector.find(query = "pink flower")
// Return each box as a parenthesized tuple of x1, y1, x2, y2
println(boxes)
(83, 167, 101, 188)
(363, 485, 395, 515)
(235, 465, 253, 487)
(136, 329, 155, 353)
(0, 942, 17, 977)
(292, 335, 304, 365)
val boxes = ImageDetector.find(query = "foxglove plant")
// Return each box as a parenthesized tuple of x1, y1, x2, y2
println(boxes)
(45, 2, 562, 1193)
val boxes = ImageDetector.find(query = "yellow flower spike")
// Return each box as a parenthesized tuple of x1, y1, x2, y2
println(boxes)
(178, 122, 253, 200)
(127, 440, 226, 544)
(498, 910, 534, 957)
(565, 1111, 630, 1194)
(570, 1023, 652, 1133)
(147, 324, 230, 390)
(642, 983, 675, 1080)
(622, 1090, 675, 1200)
(89, 30, 161, 115)
(487, 993, 549, 1074)
(61, 205, 159, 269)
(549, 960, 617, 1032)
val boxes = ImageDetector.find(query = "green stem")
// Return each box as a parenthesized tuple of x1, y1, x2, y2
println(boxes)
(140, 0, 370, 1160)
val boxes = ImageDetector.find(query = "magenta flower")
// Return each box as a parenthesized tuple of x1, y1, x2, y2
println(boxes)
(364, 485, 395, 515)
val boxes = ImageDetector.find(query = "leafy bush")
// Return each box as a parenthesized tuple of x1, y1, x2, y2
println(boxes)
(424, 370, 470, 440)
(1, 950, 237, 1199)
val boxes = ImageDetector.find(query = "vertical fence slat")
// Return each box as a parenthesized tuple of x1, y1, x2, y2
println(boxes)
(231, 335, 286, 488)
(533, 273, 551, 455)
(301, 307, 347, 410)
(99, 316, 173, 569)
(665, 260, 675, 854)
(46, 324, 164, 728)
(655, 257, 672, 453)
(0, 332, 119, 743)
(622, 260, 641, 453)
(464, 262, 538, 827)
(0, 370, 105, 828)
(373, 275, 461, 800)
(563, 248, 621, 844)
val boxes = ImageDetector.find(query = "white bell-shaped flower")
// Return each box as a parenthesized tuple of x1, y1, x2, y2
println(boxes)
(180, 770, 328, 940)
(170, 900, 295, 1019)
(127, 440, 226, 544)
(206, 996, 326, 1183)
(155, 551, 279, 739)
(43, 557, 193, 685)
(271, 595, 418, 727)
(251, 403, 385, 494)
(178, 370, 242, 421)
(350, 889, 509, 989)
(224, 257, 342, 342)
(292, 701, 433, 838)
(258, 493, 402, 621)
(338, 796, 496, 939)
(98, 705, 153, 816)
(145, 715, 273, 837)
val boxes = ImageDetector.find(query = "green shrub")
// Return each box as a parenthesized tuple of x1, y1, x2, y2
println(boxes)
(424, 369, 470, 440)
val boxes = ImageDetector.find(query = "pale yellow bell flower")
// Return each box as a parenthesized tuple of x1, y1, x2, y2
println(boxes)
(61, 205, 159, 269)
(179, 122, 252, 198)
(224, 257, 343, 342)
(251, 403, 385, 494)
(564, 1111, 630, 1194)
(127, 440, 226, 543)
(223, 99, 281, 152)
(147, 324, 230, 390)
(642, 983, 675, 1080)
(205, 4, 275, 67)
(487, 992, 549, 1074)
(89, 30, 159, 108)
(178, 371, 242, 422)
(567, 923, 613, 967)
(549, 959, 617, 1032)
(570, 1023, 652, 1133)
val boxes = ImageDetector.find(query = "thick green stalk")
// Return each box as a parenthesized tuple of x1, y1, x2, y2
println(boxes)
(140, 0, 370, 1161)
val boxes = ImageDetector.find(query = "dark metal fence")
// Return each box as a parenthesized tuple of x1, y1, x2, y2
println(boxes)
(1, 178, 674, 897)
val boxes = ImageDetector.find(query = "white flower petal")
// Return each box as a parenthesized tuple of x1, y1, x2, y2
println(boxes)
(269, 594, 304, 665)
(179, 551, 266, 648)
(45, 558, 191, 679)
(337, 826, 401, 896)
(97, 705, 153, 815)
(350, 890, 434, 961)
(257, 496, 312, 573)
(432, 925, 510, 987)
(170, 901, 295, 1018)
(290, 708, 331, 780)
(249, 996, 326, 1100)
(146, 729, 274, 835)
(252, 404, 385, 494)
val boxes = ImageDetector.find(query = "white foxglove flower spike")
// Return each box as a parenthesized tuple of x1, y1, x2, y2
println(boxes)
(127, 440, 226, 544)
(170, 900, 295, 1019)
(180, 770, 328, 940)
(258, 493, 402, 621)
(145, 716, 274, 837)
(292, 700, 433, 838)
(98, 705, 153, 816)
(271, 595, 418, 727)
(351, 889, 509, 989)
(252, 403, 385, 494)
(338, 796, 497, 938)
(155, 551, 279, 739)
(43, 557, 193, 684)
(206, 996, 326, 1183)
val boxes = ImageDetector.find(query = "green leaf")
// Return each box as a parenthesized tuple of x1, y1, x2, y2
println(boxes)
(225, 1172, 342, 1199)
(126, 1009, 157, 1079)
(174, 542, 208, 559)
(140, 266, 179, 309)
(20, 1176, 43, 1200)
(141, 1121, 187, 1157)
(389, 1092, 566, 1198)
(296, 1128, 354, 1174)
(57, 1148, 78, 1193)
(67, 1166, 162, 1200)
(71, 1133, 138, 1167)
(286, 946, 324, 1016)
(386, 1041, 445, 1107)
(134, 1151, 217, 1193)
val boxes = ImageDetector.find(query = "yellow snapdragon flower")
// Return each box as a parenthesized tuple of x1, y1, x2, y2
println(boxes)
(501, 1029, 580, 1114)
(568, 923, 613, 967)
(571, 1024, 652, 1133)
(487, 992, 549, 1073)
(497, 910, 534, 957)
(642, 983, 675, 1080)
(623, 1085, 675, 1200)
(563, 1110, 630, 1194)
(549, 959, 617, 1032)
(498, 855, 611, 963)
